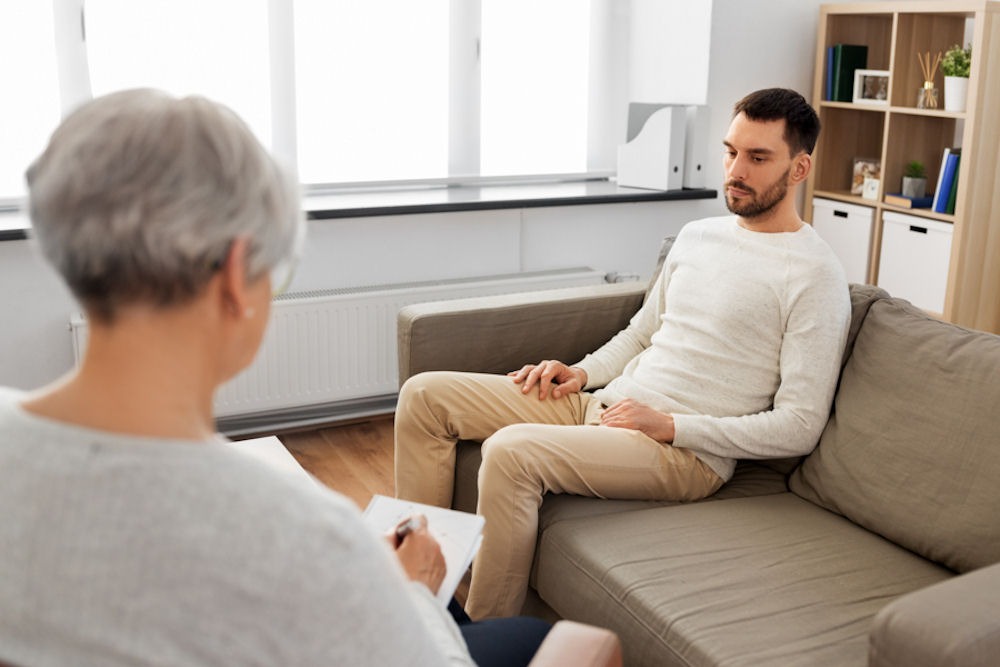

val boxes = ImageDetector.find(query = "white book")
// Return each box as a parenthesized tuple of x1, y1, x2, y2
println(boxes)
(363, 494, 484, 605)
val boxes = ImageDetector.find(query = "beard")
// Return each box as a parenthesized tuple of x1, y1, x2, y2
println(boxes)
(724, 168, 790, 218)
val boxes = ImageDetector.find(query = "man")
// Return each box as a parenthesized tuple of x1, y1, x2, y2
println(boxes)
(394, 88, 851, 620)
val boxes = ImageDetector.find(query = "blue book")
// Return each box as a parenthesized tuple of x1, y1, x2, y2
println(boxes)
(945, 154, 961, 214)
(934, 150, 960, 214)
(826, 46, 835, 100)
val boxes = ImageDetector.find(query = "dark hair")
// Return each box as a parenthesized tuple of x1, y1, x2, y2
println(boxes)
(733, 88, 820, 155)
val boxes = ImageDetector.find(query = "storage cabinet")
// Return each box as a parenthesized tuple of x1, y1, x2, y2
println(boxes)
(878, 212, 953, 312)
(804, 1, 1000, 334)
(812, 198, 874, 284)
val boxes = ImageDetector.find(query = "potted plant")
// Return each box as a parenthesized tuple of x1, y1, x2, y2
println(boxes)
(941, 43, 971, 112)
(902, 160, 927, 198)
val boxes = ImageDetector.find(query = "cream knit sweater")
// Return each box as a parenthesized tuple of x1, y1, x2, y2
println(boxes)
(576, 216, 850, 482)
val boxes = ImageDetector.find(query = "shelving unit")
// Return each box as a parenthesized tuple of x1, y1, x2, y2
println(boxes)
(804, 1, 1000, 334)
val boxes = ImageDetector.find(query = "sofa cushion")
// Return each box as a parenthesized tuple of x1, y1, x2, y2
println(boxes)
(534, 493, 951, 667)
(790, 298, 1000, 573)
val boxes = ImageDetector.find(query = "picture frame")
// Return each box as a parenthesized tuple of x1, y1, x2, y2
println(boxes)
(851, 157, 881, 196)
(852, 69, 890, 105)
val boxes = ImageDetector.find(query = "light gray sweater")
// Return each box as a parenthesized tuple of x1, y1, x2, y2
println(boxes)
(0, 388, 473, 666)
(576, 216, 850, 481)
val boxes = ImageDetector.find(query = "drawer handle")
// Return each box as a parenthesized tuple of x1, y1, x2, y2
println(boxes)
(909, 225, 928, 234)
(834, 210, 848, 218)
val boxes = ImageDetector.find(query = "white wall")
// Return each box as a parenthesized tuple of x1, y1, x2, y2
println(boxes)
(0, 0, 856, 391)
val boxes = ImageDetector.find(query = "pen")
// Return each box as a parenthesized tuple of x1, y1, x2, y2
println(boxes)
(395, 516, 424, 540)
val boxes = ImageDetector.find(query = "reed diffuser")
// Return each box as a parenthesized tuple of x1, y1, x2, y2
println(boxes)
(917, 50, 942, 108)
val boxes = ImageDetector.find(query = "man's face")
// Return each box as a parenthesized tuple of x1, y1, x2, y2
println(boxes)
(722, 113, 799, 219)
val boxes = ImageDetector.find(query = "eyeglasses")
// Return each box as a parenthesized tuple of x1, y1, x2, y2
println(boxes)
(272, 214, 307, 297)
(270, 254, 298, 297)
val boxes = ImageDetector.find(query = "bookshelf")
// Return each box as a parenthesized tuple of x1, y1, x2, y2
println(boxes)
(805, 1, 1000, 334)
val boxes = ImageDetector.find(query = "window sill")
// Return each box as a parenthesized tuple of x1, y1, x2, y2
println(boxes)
(305, 179, 716, 219)
(0, 180, 717, 241)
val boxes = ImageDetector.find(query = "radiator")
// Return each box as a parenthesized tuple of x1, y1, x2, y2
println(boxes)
(69, 267, 606, 423)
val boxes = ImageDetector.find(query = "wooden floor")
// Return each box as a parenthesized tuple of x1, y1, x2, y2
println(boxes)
(278, 415, 396, 510)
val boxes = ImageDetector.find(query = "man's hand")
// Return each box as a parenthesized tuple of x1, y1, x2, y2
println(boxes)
(388, 515, 447, 594)
(601, 398, 675, 443)
(508, 360, 588, 400)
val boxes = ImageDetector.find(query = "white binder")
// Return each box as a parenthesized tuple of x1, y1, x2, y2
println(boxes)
(683, 105, 710, 189)
(616, 103, 686, 191)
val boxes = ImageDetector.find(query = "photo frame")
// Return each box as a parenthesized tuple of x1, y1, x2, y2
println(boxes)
(851, 157, 881, 196)
(853, 69, 890, 105)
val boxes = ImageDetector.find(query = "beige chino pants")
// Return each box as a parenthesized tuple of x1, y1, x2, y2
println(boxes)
(394, 371, 723, 619)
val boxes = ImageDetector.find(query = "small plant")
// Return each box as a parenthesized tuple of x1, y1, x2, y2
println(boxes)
(904, 160, 926, 178)
(941, 44, 972, 78)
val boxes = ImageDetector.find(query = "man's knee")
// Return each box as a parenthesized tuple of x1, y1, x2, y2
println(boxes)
(399, 370, 446, 403)
(481, 425, 540, 475)
(397, 371, 460, 418)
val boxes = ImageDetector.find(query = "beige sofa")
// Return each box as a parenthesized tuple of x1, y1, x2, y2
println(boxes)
(397, 280, 1000, 667)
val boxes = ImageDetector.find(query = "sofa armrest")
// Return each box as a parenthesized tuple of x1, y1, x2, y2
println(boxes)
(397, 282, 645, 386)
(528, 620, 622, 667)
(869, 562, 1000, 667)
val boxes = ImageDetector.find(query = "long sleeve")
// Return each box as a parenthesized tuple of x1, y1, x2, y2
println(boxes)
(573, 273, 663, 389)
(0, 395, 477, 667)
(578, 216, 850, 482)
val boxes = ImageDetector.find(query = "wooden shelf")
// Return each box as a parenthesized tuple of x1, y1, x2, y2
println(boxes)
(805, 1, 1000, 334)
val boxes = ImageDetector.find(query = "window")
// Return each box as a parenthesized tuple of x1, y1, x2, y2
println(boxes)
(85, 0, 272, 148)
(293, 0, 450, 184)
(0, 3, 61, 203)
(480, 0, 590, 177)
(0, 1, 712, 205)
(293, 0, 592, 185)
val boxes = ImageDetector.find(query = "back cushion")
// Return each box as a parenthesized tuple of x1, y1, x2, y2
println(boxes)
(790, 298, 1000, 573)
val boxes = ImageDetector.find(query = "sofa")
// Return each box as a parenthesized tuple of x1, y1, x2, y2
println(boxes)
(397, 276, 1000, 667)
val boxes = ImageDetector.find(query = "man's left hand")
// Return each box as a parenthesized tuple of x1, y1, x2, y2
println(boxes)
(601, 398, 675, 443)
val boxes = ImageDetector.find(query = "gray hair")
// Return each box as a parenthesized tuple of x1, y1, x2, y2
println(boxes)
(26, 88, 303, 322)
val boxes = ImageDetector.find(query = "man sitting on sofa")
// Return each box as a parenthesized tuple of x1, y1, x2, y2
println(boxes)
(395, 88, 851, 620)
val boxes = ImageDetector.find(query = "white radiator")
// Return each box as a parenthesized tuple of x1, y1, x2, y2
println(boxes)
(69, 267, 605, 420)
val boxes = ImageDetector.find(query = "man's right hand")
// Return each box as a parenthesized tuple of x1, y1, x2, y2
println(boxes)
(508, 360, 588, 400)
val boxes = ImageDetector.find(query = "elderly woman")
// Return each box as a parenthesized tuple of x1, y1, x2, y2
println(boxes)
(0, 90, 550, 666)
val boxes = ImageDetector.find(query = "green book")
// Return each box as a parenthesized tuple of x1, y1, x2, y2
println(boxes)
(832, 44, 868, 102)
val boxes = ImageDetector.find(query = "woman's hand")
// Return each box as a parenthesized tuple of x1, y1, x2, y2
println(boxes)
(388, 515, 447, 594)
(601, 398, 676, 443)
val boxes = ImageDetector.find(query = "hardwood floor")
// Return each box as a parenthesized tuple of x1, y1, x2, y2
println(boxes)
(276, 414, 474, 607)
(278, 415, 395, 510)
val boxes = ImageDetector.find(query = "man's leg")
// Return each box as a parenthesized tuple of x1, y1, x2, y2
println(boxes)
(394, 371, 590, 507)
(465, 422, 723, 619)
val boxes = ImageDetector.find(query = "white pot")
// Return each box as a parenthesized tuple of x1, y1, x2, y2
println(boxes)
(944, 76, 969, 112)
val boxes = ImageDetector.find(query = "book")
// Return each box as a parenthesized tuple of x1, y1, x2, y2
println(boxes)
(945, 154, 961, 214)
(931, 147, 951, 211)
(363, 494, 484, 606)
(884, 193, 934, 209)
(933, 149, 961, 214)
(825, 46, 835, 101)
(832, 44, 868, 102)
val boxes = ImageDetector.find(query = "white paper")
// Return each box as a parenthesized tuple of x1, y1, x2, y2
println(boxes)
(363, 494, 484, 605)
(225, 435, 319, 488)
